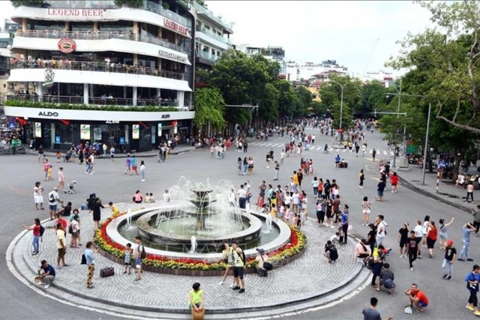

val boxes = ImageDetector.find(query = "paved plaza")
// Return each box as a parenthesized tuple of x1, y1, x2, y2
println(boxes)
(3, 128, 480, 320)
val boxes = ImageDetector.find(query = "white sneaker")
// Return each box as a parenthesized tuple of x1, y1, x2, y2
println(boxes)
(229, 283, 235, 288)
(410, 267, 413, 271)
(218, 281, 224, 286)
(44, 284, 50, 289)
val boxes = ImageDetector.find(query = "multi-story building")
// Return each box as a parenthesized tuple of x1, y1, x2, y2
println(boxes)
(238, 45, 286, 78)
(192, 1, 233, 69)
(4, 0, 196, 151)
(361, 70, 395, 87)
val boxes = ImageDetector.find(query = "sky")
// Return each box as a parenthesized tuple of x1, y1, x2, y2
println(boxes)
(205, 1, 435, 76)
(0, 0, 435, 76)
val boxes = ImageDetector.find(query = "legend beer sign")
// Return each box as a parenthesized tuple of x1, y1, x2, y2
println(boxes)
(47, 8, 106, 17)
(163, 18, 189, 37)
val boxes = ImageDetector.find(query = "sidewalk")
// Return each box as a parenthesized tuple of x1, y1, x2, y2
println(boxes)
(397, 164, 478, 213)
(9, 203, 368, 319)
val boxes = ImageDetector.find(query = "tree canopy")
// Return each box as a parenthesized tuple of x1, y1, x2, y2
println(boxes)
(388, 0, 480, 134)
(193, 87, 226, 131)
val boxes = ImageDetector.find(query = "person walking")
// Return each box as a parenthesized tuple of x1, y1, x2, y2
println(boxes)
(140, 160, 146, 182)
(472, 206, 480, 236)
(84, 241, 97, 289)
(361, 196, 371, 226)
(219, 243, 234, 287)
(442, 240, 456, 280)
(426, 221, 438, 258)
(390, 172, 399, 193)
(372, 148, 377, 162)
(375, 215, 387, 247)
(458, 223, 476, 262)
(134, 236, 145, 281)
(56, 167, 65, 192)
(273, 161, 280, 181)
(359, 169, 365, 188)
(231, 242, 246, 293)
(407, 230, 418, 271)
(55, 223, 68, 268)
(438, 217, 455, 249)
(465, 264, 480, 316)
(92, 197, 104, 231)
(48, 187, 62, 220)
(376, 180, 386, 202)
(189, 282, 205, 320)
(109, 146, 115, 163)
(398, 223, 409, 258)
(33, 181, 44, 210)
(466, 181, 475, 203)
(362, 297, 393, 320)
(341, 205, 349, 244)
(23, 218, 42, 255)
(413, 220, 423, 259)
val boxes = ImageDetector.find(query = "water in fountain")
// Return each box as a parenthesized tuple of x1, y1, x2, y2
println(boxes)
(126, 208, 132, 229)
(264, 214, 273, 233)
(190, 235, 197, 253)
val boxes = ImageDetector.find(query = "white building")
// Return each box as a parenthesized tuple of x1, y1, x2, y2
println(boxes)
(4, 0, 196, 151)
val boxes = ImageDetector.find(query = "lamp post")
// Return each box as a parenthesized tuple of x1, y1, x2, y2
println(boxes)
(328, 80, 356, 132)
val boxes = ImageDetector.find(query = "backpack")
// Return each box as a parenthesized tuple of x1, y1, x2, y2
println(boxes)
(140, 244, 147, 259)
(49, 193, 55, 203)
(68, 224, 73, 235)
(39, 225, 45, 237)
(329, 245, 338, 260)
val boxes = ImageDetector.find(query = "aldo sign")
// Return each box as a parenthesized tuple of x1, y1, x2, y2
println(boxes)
(38, 111, 59, 117)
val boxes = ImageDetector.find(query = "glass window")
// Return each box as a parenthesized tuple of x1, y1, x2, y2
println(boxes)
(98, 21, 132, 33)
(71, 22, 94, 32)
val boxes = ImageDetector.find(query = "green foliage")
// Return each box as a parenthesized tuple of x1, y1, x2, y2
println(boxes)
(114, 0, 143, 8)
(193, 87, 226, 130)
(10, 0, 44, 7)
(387, 0, 480, 133)
(6, 100, 179, 112)
(162, 2, 169, 10)
(360, 81, 387, 115)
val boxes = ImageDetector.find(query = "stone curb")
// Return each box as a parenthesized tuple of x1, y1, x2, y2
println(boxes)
(22, 147, 197, 158)
(399, 176, 472, 213)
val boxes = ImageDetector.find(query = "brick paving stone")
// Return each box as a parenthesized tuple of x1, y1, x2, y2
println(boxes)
(16, 203, 362, 311)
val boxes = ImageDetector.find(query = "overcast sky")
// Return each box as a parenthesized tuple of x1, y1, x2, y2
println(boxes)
(0, 0, 435, 76)
(206, 1, 434, 76)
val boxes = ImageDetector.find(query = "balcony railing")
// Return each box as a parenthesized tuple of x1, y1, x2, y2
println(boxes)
(11, 60, 185, 80)
(192, 1, 233, 30)
(144, 1, 188, 26)
(16, 30, 189, 54)
(7, 95, 180, 108)
(196, 27, 231, 44)
(197, 50, 219, 62)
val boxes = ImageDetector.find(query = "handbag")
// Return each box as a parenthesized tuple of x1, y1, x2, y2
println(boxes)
(81, 254, 86, 265)
(100, 267, 115, 278)
(261, 255, 273, 271)
(467, 272, 479, 291)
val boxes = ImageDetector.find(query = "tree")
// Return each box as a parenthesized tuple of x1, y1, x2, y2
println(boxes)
(388, 0, 480, 133)
(114, 0, 143, 8)
(359, 81, 387, 116)
(295, 86, 313, 117)
(10, 0, 44, 7)
(193, 87, 226, 135)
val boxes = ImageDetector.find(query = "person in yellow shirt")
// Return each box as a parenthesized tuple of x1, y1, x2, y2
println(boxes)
(292, 171, 299, 186)
(109, 202, 120, 216)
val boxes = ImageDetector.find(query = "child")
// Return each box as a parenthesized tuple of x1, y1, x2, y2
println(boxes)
(123, 243, 133, 275)
(284, 204, 291, 224)
(300, 208, 307, 225)
(47, 165, 53, 181)
(109, 202, 120, 216)
(270, 206, 277, 220)
(55, 151, 62, 163)
(69, 215, 79, 248)
(125, 154, 131, 175)
(293, 213, 301, 229)
(278, 205, 285, 221)
(149, 193, 156, 203)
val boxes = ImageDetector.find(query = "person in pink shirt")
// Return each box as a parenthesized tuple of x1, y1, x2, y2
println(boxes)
(56, 167, 65, 191)
(43, 158, 50, 181)
(355, 239, 371, 265)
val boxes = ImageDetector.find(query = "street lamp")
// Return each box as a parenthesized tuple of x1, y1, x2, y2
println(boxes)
(387, 93, 431, 185)
(328, 80, 356, 131)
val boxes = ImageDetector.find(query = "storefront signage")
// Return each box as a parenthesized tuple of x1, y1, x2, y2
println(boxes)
(47, 8, 105, 17)
(80, 124, 90, 140)
(158, 49, 187, 63)
(132, 124, 140, 140)
(35, 122, 42, 138)
(163, 18, 189, 36)
(58, 38, 76, 54)
(38, 111, 59, 117)
(106, 120, 120, 124)
(161, 114, 170, 119)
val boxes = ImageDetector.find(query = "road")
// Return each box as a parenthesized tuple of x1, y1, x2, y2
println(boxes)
(0, 128, 476, 320)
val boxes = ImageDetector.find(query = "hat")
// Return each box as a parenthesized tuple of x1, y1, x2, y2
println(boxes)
(256, 248, 265, 254)
(445, 240, 453, 246)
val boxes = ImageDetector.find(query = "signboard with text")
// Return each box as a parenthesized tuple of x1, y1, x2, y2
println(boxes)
(80, 124, 90, 140)
(35, 122, 42, 138)
(132, 124, 140, 140)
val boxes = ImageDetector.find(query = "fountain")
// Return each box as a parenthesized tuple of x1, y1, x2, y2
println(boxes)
(264, 214, 273, 233)
(126, 208, 132, 229)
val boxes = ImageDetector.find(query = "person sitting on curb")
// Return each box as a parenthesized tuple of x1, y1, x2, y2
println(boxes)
(255, 248, 269, 277)
(355, 239, 371, 265)
(35, 260, 56, 289)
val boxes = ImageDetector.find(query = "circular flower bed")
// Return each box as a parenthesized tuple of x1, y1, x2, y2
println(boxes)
(94, 212, 307, 274)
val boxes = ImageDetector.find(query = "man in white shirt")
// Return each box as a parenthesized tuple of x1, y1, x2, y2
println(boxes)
(48, 187, 62, 220)
(375, 215, 387, 246)
(413, 220, 423, 258)
(237, 185, 247, 209)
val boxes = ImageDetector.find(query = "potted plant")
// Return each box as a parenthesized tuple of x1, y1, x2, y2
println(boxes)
(162, 2, 169, 10)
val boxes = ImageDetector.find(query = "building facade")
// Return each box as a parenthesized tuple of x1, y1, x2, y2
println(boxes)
(4, 0, 196, 151)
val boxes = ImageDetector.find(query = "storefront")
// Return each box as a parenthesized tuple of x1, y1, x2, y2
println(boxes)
(5, 106, 194, 152)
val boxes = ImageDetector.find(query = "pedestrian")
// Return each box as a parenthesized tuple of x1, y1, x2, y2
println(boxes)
(33, 181, 44, 210)
(189, 282, 205, 320)
(422, 215, 430, 247)
(123, 243, 133, 275)
(92, 197, 104, 230)
(372, 148, 377, 162)
(367, 223, 377, 253)
(134, 236, 146, 281)
(378, 263, 395, 294)
(466, 181, 474, 203)
(465, 264, 480, 316)
(413, 220, 423, 258)
(359, 169, 365, 188)
(109, 145, 115, 163)
(69, 215, 79, 248)
(140, 160, 146, 182)
(219, 243, 234, 286)
(37, 145, 44, 163)
(70, 208, 82, 246)
(237, 185, 247, 209)
(131, 154, 138, 175)
(376, 180, 386, 202)
(371, 253, 383, 291)
(273, 161, 280, 181)
(43, 158, 50, 181)
(231, 242, 246, 293)
(458, 223, 476, 261)
(426, 221, 438, 258)
(398, 223, 409, 258)
(280, 149, 285, 165)
(442, 240, 456, 280)
(125, 154, 131, 175)
(375, 215, 387, 247)
(362, 297, 393, 320)
(341, 205, 349, 244)
(472, 206, 480, 236)
(361, 196, 371, 226)
(84, 241, 97, 289)
(255, 248, 269, 277)
(23, 218, 42, 255)
(55, 222, 68, 268)
(56, 167, 65, 191)
(324, 240, 339, 263)
(438, 217, 455, 249)
(48, 187, 62, 220)
(35, 260, 55, 289)
(312, 176, 319, 197)
(390, 172, 399, 193)
(407, 230, 418, 271)
(405, 283, 429, 313)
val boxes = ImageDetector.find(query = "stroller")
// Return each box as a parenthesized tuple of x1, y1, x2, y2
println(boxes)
(64, 180, 77, 194)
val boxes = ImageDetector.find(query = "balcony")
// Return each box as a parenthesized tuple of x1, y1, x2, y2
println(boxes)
(7, 95, 180, 107)
(145, 1, 188, 26)
(192, 1, 233, 32)
(12, 60, 185, 81)
(197, 50, 219, 63)
(17, 30, 189, 54)
(196, 27, 231, 45)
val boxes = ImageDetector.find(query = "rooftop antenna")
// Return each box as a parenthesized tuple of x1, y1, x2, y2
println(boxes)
(363, 38, 379, 76)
